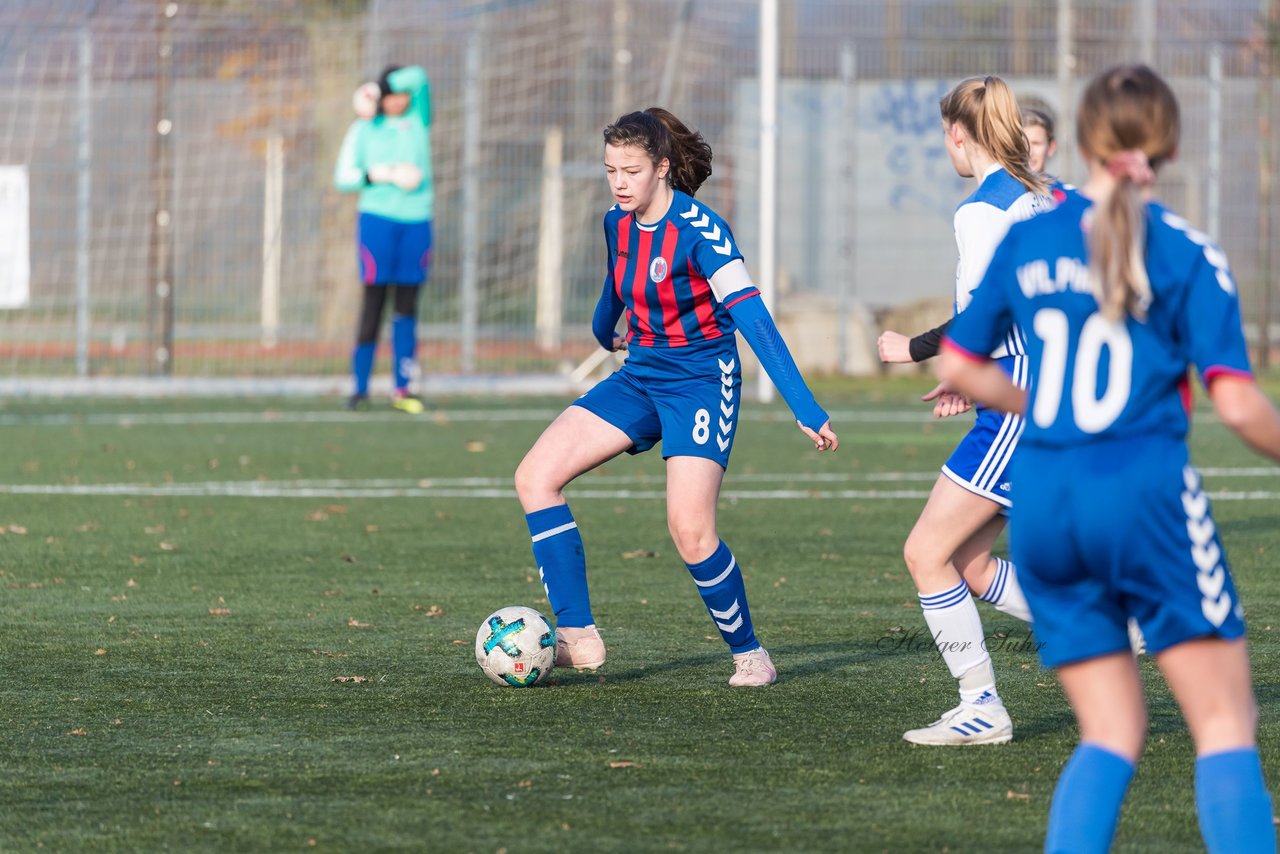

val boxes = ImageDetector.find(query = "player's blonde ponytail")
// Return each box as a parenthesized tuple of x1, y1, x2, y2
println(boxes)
(940, 76, 1047, 196)
(1077, 65, 1179, 322)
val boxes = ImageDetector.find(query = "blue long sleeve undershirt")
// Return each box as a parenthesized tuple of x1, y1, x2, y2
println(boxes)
(724, 290, 829, 432)
(588, 279, 828, 432)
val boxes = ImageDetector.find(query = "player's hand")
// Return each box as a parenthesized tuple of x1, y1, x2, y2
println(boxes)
(388, 163, 423, 192)
(611, 334, 628, 352)
(367, 164, 396, 185)
(922, 382, 971, 418)
(798, 419, 839, 452)
(353, 82, 380, 119)
(878, 330, 913, 364)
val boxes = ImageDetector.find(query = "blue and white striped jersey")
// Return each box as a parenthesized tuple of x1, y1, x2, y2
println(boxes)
(954, 165, 1054, 358)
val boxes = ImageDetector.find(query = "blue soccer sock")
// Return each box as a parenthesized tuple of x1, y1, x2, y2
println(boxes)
(526, 504, 592, 628)
(391, 313, 417, 391)
(977, 557, 1032, 623)
(1045, 743, 1136, 854)
(1195, 747, 1276, 854)
(352, 342, 376, 396)
(686, 540, 758, 654)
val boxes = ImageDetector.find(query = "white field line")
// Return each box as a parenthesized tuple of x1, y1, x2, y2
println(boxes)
(0, 469, 1277, 500)
(0, 408, 1247, 428)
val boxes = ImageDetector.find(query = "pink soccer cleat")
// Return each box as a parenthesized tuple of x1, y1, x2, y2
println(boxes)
(729, 647, 777, 687)
(554, 625, 606, 670)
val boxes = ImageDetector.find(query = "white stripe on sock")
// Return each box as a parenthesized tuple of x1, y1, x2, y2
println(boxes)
(530, 520, 578, 543)
(693, 555, 736, 588)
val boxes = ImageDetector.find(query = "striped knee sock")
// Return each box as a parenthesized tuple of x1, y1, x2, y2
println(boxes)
(526, 504, 592, 627)
(687, 540, 758, 654)
(977, 557, 1032, 623)
(920, 581, 999, 705)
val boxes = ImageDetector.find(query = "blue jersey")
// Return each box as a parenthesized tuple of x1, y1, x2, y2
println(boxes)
(602, 190, 746, 350)
(947, 193, 1252, 447)
(953, 166, 1054, 359)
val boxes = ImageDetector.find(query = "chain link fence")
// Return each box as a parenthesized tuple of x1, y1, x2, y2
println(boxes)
(0, 0, 1275, 388)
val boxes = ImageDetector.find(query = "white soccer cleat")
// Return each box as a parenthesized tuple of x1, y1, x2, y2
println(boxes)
(903, 699, 1013, 745)
(554, 625, 606, 670)
(729, 647, 777, 687)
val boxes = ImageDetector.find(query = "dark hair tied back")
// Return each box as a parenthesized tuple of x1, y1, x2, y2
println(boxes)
(603, 107, 713, 196)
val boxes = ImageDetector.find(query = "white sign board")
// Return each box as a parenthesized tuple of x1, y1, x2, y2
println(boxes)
(0, 166, 30, 309)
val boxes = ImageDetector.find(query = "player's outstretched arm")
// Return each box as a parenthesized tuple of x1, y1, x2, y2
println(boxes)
(1208, 374, 1280, 462)
(879, 321, 952, 364)
(720, 292, 836, 450)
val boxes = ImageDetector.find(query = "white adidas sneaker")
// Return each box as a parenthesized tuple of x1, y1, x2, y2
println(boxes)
(902, 699, 1013, 745)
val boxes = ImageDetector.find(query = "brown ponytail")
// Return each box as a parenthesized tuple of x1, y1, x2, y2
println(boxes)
(1077, 65, 1179, 321)
(603, 107, 713, 196)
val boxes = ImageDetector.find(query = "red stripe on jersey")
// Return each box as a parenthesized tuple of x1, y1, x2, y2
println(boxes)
(940, 337, 990, 363)
(687, 258, 722, 341)
(722, 288, 760, 311)
(631, 226, 656, 347)
(613, 215, 632, 343)
(656, 221, 687, 347)
(1178, 371, 1192, 419)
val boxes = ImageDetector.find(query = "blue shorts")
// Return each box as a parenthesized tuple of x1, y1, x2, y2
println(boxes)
(358, 213, 433, 285)
(1010, 436, 1246, 669)
(573, 343, 743, 468)
(941, 355, 1026, 509)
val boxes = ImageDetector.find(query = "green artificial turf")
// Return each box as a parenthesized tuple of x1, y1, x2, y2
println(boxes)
(0, 380, 1276, 851)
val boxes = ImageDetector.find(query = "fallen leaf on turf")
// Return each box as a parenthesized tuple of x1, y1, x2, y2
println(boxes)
(450, 639, 463, 645)
(77, 522, 98, 532)
(67, 728, 87, 736)
(608, 761, 639, 768)
(1006, 791, 1031, 801)
(414, 604, 445, 617)
(464, 440, 486, 452)
(621, 549, 656, 559)
(326, 505, 347, 514)
(159, 542, 175, 551)
(332, 675, 369, 683)
(347, 618, 370, 628)
(144, 525, 165, 534)
(8, 524, 27, 534)
(340, 554, 357, 563)
(126, 579, 139, 588)
(311, 649, 348, 658)
(306, 510, 329, 522)
(365, 524, 379, 533)
(94, 648, 107, 656)
(517, 779, 532, 788)
(208, 608, 231, 616)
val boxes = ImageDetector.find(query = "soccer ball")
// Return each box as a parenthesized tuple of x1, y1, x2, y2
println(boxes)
(475, 605, 556, 687)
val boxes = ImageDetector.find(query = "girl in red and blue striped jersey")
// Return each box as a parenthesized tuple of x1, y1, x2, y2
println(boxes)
(514, 108, 838, 687)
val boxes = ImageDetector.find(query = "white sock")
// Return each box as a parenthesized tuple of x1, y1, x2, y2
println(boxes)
(977, 557, 1032, 623)
(919, 581, 1001, 706)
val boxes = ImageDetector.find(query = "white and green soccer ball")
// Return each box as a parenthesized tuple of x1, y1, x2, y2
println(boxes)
(475, 605, 555, 687)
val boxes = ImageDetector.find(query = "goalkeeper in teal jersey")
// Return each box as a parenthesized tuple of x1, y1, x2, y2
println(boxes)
(334, 64, 433, 414)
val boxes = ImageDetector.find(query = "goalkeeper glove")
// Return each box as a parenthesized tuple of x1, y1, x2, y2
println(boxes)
(352, 82, 380, 119)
